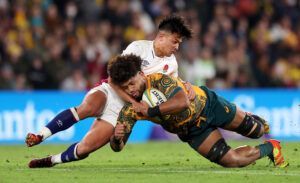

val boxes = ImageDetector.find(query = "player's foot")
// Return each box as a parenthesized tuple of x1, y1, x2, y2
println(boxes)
(251, 114, 270, 134)
(266, 139, 289, 168)
(28, 156, 54, 168)
(25, 133, 43, 147)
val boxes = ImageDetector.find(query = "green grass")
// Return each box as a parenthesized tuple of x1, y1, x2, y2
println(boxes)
(0, 141, 299, 183)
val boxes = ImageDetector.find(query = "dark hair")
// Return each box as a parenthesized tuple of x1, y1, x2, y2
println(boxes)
(108, 54, 142, 85)
(158, 15, 192, 39)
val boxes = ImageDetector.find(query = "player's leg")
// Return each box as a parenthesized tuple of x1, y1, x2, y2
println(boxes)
(26, 90, 107, 147)
(223, 108, 269, 138)
(76, 119, 114, 156)
(221, 109, 278, 165)
(28, 119, 114, 168)
(224, 139, 288, 167)
(264, 139, 289, 167)
(199, 86, 269, 139)
(193, 129, 277, 168)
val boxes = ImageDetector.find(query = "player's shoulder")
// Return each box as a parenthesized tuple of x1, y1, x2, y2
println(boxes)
(147, 73, 163, 78)
(147, 73, 172, 81)
(129, 40, 152, 48)
(123, 40, 152, 56)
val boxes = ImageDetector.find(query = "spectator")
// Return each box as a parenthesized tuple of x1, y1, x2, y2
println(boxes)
(27, 56, 49, 89)
(0, 0, 299, 91)
(60, 69, 87, 91)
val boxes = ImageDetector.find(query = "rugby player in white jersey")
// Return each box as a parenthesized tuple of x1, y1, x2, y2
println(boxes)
(26, 15, 193, 168)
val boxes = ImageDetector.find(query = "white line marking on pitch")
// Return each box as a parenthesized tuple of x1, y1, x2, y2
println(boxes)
(102, 167, 300, 176)
(16, 168, 300, 177)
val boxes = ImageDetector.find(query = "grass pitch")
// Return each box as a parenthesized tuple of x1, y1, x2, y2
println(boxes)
(0, 141, 299, 183)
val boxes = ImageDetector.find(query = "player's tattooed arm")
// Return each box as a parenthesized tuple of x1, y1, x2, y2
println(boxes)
(110, 122, 132, 152)
(158, 88, 190, 115)
(155, 75, 190, 115)
(110, 105, 136, 152)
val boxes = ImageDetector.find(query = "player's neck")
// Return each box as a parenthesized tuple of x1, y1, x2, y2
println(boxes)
(153, 40, 165, 58)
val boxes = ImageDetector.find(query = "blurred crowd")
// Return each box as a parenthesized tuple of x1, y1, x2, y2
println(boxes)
(0, 0, 300, 91)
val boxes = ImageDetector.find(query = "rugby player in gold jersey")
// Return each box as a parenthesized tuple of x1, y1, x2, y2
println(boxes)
(108, 54, 288, 168)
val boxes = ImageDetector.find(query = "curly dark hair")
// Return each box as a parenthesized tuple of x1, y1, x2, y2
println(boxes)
(158, 15, 192, 39)
(108, 54, 142, 85)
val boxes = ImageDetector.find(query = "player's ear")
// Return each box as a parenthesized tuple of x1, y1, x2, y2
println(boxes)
(138, 71, 145, 77)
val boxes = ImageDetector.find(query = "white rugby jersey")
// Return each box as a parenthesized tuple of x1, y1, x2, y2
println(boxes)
(93, 40, 180, 126)
(122, 40, 178, 77)
(88, 82, 123, 126)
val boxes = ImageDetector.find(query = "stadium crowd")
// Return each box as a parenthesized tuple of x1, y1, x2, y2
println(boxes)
(0, 0, 300, 90)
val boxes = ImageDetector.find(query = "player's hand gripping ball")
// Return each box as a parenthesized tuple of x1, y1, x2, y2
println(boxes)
(141, 88, 167, 121)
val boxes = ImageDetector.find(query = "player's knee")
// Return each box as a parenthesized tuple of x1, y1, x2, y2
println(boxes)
(235, 114, 264, 139)
(205, 138, 231, 164)
(77, 103, 99, 118)
(78, 91, 106, 118)
(205, 139, 248, 168)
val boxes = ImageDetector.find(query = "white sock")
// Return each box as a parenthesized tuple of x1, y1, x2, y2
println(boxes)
(38, 127, 52, 141)
(51, 153, 62, 164)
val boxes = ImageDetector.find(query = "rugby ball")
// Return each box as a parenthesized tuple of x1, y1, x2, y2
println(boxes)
(142, 88, 167, 107)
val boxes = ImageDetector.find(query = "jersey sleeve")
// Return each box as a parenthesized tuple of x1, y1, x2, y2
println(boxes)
(122, 41, 142, 56)
(150, 74, 183, 100)
(117, 103, 138, 132)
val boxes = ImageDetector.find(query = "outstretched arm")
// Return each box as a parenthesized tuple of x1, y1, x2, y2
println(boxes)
(110, 104, 137, 152)
(110, 122, 132, 152)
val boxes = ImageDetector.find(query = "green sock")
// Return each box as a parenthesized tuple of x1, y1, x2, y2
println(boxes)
(257, 142, 273, 158)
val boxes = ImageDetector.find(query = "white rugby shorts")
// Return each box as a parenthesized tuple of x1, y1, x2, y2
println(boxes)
(87, 83, 124, 127)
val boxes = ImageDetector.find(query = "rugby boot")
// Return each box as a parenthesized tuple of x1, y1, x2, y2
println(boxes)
(28, 156, 54, 168)
(25, 133, 43, 147)
(266, 139, 289, 168)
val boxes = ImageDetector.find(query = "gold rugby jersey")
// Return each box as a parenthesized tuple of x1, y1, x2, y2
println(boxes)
(117, 73, 207, 134)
